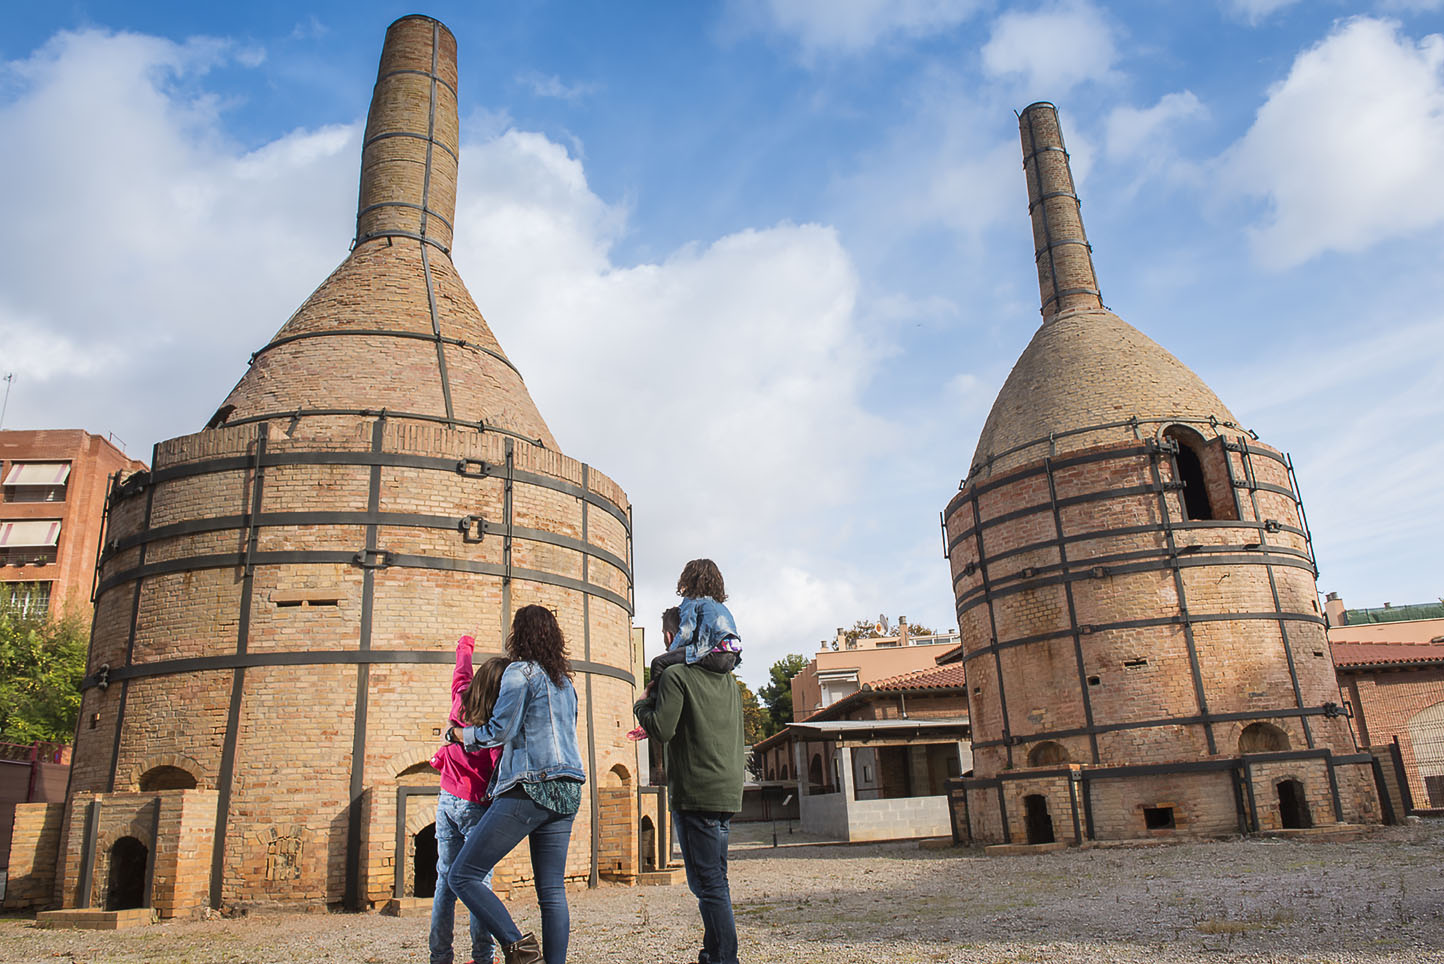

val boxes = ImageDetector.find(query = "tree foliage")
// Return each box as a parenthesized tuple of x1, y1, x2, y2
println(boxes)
(758, 653, 808, 736)
(0, 599, 88, 745)
(735, 677, 767, 746)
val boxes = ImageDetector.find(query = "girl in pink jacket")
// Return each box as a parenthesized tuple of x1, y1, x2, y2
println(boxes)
(429, 636, 507, 964)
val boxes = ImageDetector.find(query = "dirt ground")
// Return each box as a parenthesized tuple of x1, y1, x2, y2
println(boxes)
(1, 820, 1441, 964)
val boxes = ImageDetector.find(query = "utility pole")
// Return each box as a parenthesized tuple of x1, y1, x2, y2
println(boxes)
(0, 372, 12, 430)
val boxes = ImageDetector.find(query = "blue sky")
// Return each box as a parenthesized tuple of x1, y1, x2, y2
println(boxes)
(2, 1, 1441, 687)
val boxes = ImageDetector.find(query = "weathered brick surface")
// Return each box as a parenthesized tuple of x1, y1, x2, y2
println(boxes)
(57, 16, 639, 916)
(942, 103, 1377, 845)
(2, 802, 64, 909)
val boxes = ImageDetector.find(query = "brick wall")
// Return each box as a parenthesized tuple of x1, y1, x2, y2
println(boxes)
(1339, 666, 1444, 807)
(2, 802, 64, 909)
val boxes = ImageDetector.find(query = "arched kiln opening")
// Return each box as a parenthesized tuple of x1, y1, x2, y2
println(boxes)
(138, 765, 197, 791)
(1027, 741, 1069, 767)
(1239, 722, 1290, 754)
(1023, 794, 1055, 845)
(412, 823, 438, 898)
(105, 836, 148, 911)
(1277, 779, 1311, 830)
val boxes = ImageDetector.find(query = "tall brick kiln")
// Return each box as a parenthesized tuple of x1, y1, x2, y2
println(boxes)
(11, 16, 644, 917)
(940, 103, 1380, 845)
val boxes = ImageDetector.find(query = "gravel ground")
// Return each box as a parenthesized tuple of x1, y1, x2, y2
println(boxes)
(1, 821, 1440, 964)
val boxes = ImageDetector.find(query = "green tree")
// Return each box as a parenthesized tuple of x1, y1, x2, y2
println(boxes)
(736, 677, 766, 746)
(758, 653, 808, 736)
(905, 622, 938, 637)
(0, 597, 88, 744)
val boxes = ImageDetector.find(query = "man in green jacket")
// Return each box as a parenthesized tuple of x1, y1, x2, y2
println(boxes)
(633, 608, 744, 964)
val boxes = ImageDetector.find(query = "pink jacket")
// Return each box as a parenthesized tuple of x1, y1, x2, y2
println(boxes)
(429, 636, 502, 803)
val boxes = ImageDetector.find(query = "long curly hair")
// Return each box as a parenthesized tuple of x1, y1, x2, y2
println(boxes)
(506, 605, 573, 687)
(460, 656, 510, 726)
(676, 558, 727, 602)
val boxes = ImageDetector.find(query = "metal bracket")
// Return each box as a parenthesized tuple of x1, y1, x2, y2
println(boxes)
(456, 458, 491, 478)
(94, 664, 111, 690)
(1264, 519, 1282, 533)
(1322, 701, 1352, 719)
(353, 549, 392, 570)
(962, 561, 978, 577)
(458, 515, 485, 544)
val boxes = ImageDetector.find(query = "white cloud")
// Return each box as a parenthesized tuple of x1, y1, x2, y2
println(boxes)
(1221, 17, 1444, 269)
(1104, 91, 1205, 160)
(451, 130, 899, 672)
(515, 70, 599, 101)
(1225, 0, 1303, 25)
(0, 26, 908, 682)
(981, 0, 1118, 96)
(725, 0, 985, 57)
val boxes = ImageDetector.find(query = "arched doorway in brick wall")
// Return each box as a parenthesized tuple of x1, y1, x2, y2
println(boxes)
(1407, 701, 1444, 808)
(105, 836, 148, 910)
(639, 815, 657, 873)
(1023, 795, 1055, 845)
(598, 764, 636, 881)
(412, 824, 439, 898)
(1277, 779, 1311, 829)
(1028, 741, 1069, 767)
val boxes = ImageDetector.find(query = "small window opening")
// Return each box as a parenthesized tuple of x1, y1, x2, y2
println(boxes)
(276, 599, 303, 608)
(307, 598, 340, 607)
(973, 686, 982, 694)
(1143, 806, 1175, 830)
(90, 713, 100, 729)
(1123, 657, 1148, 669)
(1313, 650, 1324, 658)
(1087, 675, 1101, 686)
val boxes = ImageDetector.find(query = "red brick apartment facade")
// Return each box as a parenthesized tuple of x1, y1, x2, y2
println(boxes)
(0, 430, 147, 620)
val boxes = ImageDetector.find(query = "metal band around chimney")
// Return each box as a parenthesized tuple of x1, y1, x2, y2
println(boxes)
(1034, 237, 1093, 262)
(375, 68, 458, 99)
(1028, 190, 1081, 214)
(353, 230, 450, 256)
(248, 330, 523, 380)
(361, 132, 458, 164)
(356, 200, 454, 231)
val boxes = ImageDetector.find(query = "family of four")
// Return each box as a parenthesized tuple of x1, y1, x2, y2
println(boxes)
(428, 558, 746, 964)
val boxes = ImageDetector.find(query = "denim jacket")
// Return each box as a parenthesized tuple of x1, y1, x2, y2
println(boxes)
(460, 661, 585, 797)
(672, 596, 742, 665)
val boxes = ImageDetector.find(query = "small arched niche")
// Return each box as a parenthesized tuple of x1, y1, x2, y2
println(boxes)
(1027, 741, 1070, 767)
(138, 765, 197, 791)
(1239, 722, 1290, 754)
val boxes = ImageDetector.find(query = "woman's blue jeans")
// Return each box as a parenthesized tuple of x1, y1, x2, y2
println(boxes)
(448, 792, 576, 964)
(431, 791, 494, 964)
(675, 810, 738, 964)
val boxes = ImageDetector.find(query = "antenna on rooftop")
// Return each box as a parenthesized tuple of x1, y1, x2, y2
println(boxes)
(0, 373, 13, 430)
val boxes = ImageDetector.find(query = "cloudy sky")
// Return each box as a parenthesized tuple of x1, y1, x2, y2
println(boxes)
(2, 1, 1441, 688)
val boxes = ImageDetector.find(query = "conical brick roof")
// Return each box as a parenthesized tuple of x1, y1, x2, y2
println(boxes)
(969, 104, 1237, 477)
(214, 15, 556, 449)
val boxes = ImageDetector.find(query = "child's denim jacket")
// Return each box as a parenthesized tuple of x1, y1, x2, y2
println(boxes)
(671, 596, 742, 665)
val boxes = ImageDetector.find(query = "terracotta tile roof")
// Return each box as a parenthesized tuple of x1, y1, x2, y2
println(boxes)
(1331, 639, 1444, 669)
(869, 664, 967, 691)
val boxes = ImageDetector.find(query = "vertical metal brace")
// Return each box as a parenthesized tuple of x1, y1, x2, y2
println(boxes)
(501, 438, 514, 634)
(968, 495, 1014, 769)
(1285, 453, 1319, 576)
(1044, 456, 1100, 764)
(1146, 440, 1216, 755)
(583, 465, 600, 889)
(1240, 440, 1313, 750)
(76, 799, 101, 908)
(90, 472, 116, 605)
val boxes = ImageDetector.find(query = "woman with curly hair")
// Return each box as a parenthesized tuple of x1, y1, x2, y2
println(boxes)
(444, 605, 585, 964)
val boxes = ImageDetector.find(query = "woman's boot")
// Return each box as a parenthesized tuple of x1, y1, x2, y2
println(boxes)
(501, 933, 543, 964)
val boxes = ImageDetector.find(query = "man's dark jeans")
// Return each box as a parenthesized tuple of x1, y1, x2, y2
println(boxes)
(674, 810, 738, 964)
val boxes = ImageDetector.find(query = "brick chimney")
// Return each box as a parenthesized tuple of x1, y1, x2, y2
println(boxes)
(354, 16, 460, 253)
(1019, 102, 1102, 322)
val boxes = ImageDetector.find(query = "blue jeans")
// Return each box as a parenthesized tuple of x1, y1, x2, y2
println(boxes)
(448, 791, 575, 964)
(432, 791, 495, 964)
(675, 810, 738, 964)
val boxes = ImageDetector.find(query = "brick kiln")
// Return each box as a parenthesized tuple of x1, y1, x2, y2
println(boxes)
(18, 16, 643, 916)
(940, 103, 1380, 846)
